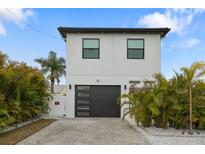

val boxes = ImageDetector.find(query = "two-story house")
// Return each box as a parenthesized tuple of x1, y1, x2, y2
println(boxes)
(57, 27, 170, 118)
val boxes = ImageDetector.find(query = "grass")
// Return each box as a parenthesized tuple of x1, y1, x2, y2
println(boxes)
(0, 119, 57, 145)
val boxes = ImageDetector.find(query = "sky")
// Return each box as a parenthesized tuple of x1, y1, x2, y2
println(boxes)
(0, 8, 205, 83)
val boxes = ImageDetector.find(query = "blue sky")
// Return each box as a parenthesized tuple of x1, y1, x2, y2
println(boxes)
(0, 8, 205, 83)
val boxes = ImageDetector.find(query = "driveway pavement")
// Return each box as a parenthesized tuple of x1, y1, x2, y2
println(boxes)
(18, 118, 150, 145)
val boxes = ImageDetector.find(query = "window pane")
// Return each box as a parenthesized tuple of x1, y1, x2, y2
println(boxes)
(83, 39, 99, 48)
(77, 100, 89, 105)
(77, 86, 90, 91)
(128, 49, 144, 59)
(77, 112, 89, 116)
(128, 39, 144, 48)
(77, 106, 90, 110)
(77, 92, 89, 97)
(83, 49, 99, 58)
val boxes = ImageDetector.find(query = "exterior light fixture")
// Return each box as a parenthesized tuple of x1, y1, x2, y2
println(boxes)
(69, 84, 72, 90)
(124, 85, 127, 90)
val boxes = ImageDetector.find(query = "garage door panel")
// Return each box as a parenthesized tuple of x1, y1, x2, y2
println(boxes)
(75, 85, 120, 117)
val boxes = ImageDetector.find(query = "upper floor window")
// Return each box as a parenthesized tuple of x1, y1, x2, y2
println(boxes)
(83, 38, 100, 59)
(127, 39, 144, 59)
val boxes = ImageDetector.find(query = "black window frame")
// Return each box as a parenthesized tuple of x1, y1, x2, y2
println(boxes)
(127, 38, 145, 59)
(82, 38, 100, 59)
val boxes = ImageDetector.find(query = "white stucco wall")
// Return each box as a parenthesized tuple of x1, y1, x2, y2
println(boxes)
(49, 95, 66, 117)
(67, 33, 160, 76)
(65, 33, 161, 118)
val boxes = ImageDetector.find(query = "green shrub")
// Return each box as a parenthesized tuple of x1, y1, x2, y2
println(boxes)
(121, 62, 205, 130)
(0, 51, 50, 129)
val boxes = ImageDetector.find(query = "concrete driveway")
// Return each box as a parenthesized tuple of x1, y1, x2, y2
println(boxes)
(18, 118, 150, 145)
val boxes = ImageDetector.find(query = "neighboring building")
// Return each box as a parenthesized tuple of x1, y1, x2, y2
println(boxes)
(56, 27, 170, 118)
(53, 85, 67, 95)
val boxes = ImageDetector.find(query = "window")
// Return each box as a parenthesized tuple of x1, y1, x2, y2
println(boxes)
(77, 92, 89, 97)
(127, 39, 144, 59)
(83, 38, 100, 59)
(77, 86, 90, 91)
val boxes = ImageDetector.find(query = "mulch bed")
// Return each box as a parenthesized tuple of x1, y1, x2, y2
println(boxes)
(0, 119, 57, 145)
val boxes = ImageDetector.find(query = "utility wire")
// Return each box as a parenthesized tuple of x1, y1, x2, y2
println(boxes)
(6, 8, 63, 41)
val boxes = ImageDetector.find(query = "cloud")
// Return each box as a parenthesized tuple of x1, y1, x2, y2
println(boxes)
(170, 38, 200, 49)
(0, 22, 6, 36)
(138, 9, 205, 35)
(182, 38, 200, 48)
(0, 8, 34, 36)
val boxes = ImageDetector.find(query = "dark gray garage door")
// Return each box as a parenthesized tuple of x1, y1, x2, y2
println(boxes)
(75, 85, 121, 117)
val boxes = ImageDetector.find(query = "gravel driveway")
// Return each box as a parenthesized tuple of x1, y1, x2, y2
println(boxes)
(18, 118, 150, 145)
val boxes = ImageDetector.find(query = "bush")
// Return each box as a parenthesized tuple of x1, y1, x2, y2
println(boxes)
(0, 51, 50, 129)
(121, 63, 205, 130)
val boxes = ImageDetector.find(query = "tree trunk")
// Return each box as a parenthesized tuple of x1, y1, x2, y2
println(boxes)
(51, 79, 54, 94)
(189, 86, 193, 135)
(50, 71, 55, 94)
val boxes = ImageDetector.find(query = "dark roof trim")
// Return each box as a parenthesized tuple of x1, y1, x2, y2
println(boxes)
(58, 27, 170, 39)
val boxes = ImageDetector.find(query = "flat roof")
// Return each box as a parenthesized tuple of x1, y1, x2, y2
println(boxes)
(58, 27, 170, 39)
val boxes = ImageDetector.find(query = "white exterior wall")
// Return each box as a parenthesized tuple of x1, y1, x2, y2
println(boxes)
(49, 95, 66, 117)
(65, 33, 161, 118)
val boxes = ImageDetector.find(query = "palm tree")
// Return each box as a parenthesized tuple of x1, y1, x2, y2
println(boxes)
(0, 51, 8, 69)
(35, 51, 66, 93)
(180, 61, 205, 134)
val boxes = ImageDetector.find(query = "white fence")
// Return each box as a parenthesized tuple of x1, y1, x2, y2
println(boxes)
(49, 94, 66, 117)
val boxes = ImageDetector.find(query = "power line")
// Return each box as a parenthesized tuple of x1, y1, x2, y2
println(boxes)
(6, 8, 63, 41)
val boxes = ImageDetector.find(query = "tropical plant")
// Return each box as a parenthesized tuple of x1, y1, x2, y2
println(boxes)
(0, 51, 7, 68)
(0, 51, 50, 130)
(180, 61, 205, 134)
(120, 62, 205, 132)
(120, 86, 160, 127)
(168, 72, 188, 128)
(151, 74, 182, 128)
(35, 51, 66, 93)
(120, 92, 142, 126)
(192, 80, 205, 129)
